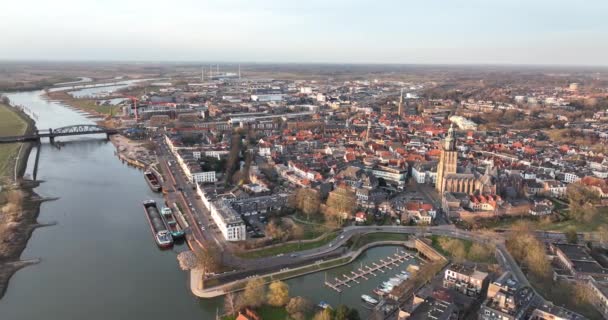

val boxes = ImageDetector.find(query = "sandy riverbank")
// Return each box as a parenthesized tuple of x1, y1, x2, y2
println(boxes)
(110, 135, 157, 169)
(0, 181, 55, 299)
(0, 103, 52, 299)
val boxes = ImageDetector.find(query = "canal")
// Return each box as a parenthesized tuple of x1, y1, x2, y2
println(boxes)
(0, 87, 415, 319)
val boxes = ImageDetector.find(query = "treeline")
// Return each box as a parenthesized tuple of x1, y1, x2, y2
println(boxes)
(223, 278, 361, 320)
(293, 186, 357, 227)
(0, 77, 78, 92)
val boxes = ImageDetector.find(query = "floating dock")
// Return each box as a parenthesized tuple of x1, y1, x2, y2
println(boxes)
(324, 251, 413, 293)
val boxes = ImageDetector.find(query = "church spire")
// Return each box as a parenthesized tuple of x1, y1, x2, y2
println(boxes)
(444, 123, 456, 151)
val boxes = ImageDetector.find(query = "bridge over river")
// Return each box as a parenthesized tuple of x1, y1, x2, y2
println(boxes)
(0, 124, 119, 144)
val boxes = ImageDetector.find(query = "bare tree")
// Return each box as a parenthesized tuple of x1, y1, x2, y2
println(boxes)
(223, 292, 240, 317)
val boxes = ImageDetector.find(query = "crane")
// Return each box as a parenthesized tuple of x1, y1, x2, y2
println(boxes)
(127, 96, 139, 121)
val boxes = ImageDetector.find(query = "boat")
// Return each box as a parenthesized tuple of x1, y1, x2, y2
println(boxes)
(144, 170, 162, 192)
(373, 287, 387, 296)
(317, 301, 332, 310)
(361, 294, 378, 305)
(161, 207, 185, 239)
(143, 200, 173, 248)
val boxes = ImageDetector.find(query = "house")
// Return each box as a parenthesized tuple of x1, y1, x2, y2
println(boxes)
(588, 277, 608, 319)
(403, 201, 436, 224)
(412, 161, 438, 184)
(479, 272, 536, 320)
(529, 202, 553, 216)
(543, 180, 567, 198)
(529, 303, 587, 320)
(236, 308, 261, 320)
(355, 211, 367, 223)
(443, 264, 489, 297)
(550, 243, 608, 279)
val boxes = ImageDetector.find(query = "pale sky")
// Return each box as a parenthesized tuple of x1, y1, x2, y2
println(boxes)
(1, 0, 607, 65)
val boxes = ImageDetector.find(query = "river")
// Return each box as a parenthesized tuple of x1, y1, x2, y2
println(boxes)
(0, 87, 414, 319)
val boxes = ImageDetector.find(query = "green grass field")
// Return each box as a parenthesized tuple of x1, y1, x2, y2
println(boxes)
(0, 104, 27, 178)
(537, 208, 608, 232)
(236, 232, 338, 259)
(481, 208, 608, 233)
(349, 232, 408, 249)
(430, 235, 496, 264)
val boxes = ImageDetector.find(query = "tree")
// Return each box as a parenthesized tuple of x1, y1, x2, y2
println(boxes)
(313, 309, 334, 320)
(325, 186, 357, 224)
(347, 309, 361, 320)
(438, 237, 467, 263)
(506, 222, 551, 280)
(266, 280, 290, 307)
(335, 305, 349, 320)
(597, 225, 608, 245)
(225, 132, 242, 186)
(265, 219, 289, 241)
(565, 227, 578, 244)
(295, 188, 321, 219)
(567, 183, 601, 222)
(195, 245, 222, 274)
(468, 242, 494, 263)
(286, 297, 312, 320)
(223, 292, 240, 317)
(241, 277, 266, 307)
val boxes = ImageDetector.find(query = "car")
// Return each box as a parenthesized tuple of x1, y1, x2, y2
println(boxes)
(289, 253, 298, 258)
(328, 243, 333, 247)
(339, 235, 345, 239)
(276, 253, 284, 257)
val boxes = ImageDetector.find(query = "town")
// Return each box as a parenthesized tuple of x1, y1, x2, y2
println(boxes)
(18, 64, 605, 320)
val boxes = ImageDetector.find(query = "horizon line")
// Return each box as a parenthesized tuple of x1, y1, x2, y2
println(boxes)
(1, 59, 607, 69)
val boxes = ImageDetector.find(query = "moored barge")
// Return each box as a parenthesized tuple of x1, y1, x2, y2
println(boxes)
(143, 200, 173, 248)
(144, 170, 162, 192)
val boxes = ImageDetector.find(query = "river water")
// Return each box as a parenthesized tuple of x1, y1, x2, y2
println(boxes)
(0, 88, 414, 319)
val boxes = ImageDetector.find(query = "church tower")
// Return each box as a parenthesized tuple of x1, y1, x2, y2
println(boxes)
(436, 124, 458, 193)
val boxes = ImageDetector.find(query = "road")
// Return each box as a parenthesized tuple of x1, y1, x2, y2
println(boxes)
(208, 224, 530, 291)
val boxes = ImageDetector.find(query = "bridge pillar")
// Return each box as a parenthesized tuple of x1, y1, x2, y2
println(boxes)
(33, 142, 41, 181)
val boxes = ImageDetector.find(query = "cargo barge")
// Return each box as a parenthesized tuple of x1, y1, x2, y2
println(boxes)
(161, 207, 185, 239)
(143, 200, 173, 248)
(144, 170, 162, 192)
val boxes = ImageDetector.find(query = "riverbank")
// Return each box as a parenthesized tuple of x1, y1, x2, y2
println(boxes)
(44, 90, 115, 117)
(0, 103, 34, 179)
(0, 180, 55, 299)
(110, 135, 156, 169)
(0, 102, 48, 299)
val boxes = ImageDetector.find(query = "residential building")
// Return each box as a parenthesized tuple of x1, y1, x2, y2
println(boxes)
(479, 272, 536, 320)
(443, 264, 489, 297)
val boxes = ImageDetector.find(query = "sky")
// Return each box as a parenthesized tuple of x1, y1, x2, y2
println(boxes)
(1, 0, 607, 65)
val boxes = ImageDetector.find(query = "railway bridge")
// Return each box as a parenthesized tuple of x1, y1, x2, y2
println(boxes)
(0, 124, 119, 144)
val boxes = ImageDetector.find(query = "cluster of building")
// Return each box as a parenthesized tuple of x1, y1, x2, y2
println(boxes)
(399, 264, 587, 320)
(126, 71, 608, 239)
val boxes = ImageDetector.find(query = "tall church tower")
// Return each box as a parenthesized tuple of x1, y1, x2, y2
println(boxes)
(397, 88, 403, 117)
(436, 124, 458, 193)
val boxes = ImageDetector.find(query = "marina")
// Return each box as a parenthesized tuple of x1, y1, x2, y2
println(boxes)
(324, 250, 414, 293)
